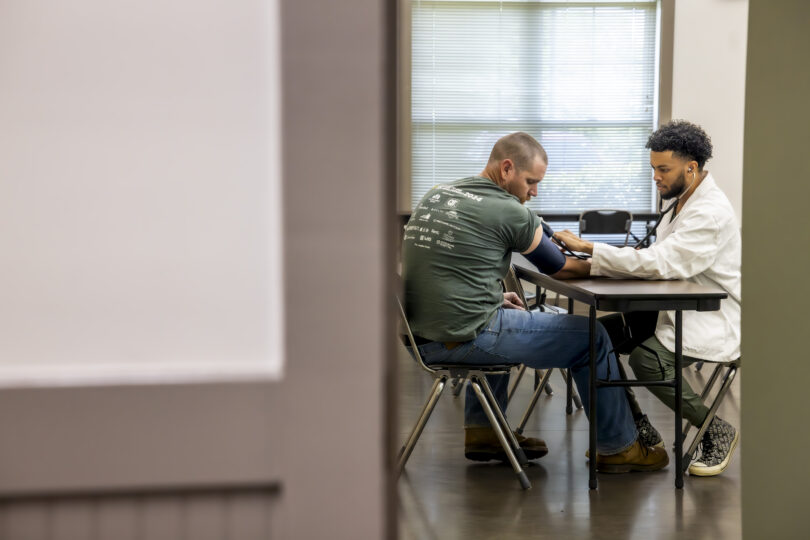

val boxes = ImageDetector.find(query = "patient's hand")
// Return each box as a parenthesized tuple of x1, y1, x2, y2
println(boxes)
(502, 292, 526, 311)
(554, 230, 593, 255)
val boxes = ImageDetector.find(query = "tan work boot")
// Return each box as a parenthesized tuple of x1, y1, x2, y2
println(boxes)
(595, 440, 669, 473)
(464, 426, 548, 462)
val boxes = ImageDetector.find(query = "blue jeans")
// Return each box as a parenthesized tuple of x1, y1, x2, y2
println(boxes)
(414, 307, 637, 454)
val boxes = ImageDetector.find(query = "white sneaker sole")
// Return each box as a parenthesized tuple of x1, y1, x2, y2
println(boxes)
(688, 429, 739, 477)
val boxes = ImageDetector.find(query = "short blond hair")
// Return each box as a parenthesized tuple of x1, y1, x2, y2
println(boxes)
(488, 132, 548, 171)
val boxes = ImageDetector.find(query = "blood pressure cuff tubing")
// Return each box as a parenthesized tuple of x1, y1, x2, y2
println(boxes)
(522, 232, 566, 275)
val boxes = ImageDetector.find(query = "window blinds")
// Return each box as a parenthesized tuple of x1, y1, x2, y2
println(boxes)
(411, 0, 659, 214)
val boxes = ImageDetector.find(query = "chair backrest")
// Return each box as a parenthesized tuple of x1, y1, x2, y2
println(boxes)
(396, 294, 439, 375)
(578, 209, 634, 247)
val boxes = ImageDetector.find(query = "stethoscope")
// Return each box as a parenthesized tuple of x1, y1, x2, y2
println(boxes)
(632, 168, 700, 248)
(630, 197, 679, 249)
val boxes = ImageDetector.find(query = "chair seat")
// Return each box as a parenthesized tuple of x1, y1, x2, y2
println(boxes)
(695, 357, 741, 366)
(428, 363, 516, 372)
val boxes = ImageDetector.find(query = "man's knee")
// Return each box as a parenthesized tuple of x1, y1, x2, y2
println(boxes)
(594, 321, 613, 352)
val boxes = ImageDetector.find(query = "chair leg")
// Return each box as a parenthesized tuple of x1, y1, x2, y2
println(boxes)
(683, 363, 723, 440)
(516, 368, 554, 434)
(699, 364, 724, 400)
(539, 369, 554, 395)
(567, 369, 583, 410)
(560, 368, 582, 413)
(683, 364, 738, 472)
(397, 375, 448, 476)
(563, 368, 573, 414)
(470, 376, 531, 490)
(451, 375, 466, 397)
(507, 365, 527, 405)
(474, 372, 528, 466)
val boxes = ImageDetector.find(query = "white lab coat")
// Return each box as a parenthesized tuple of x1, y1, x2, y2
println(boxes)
(590, 174, 741, 362)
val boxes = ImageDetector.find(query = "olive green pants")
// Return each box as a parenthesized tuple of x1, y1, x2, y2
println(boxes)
(628, 336, 710, 427)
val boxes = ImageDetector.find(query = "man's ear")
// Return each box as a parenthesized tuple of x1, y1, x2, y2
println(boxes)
(500, 158, 515, 180)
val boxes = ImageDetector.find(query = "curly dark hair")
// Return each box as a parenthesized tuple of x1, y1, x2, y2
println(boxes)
(646, 120, 713, 169)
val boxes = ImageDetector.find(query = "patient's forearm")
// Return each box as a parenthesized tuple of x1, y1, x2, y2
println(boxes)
(550, 258, 591, 279)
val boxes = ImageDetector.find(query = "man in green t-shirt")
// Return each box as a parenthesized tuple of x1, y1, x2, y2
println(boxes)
(402, 132, 668, 472)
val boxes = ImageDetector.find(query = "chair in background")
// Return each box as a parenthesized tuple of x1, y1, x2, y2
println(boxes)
(579, 209, 634, 247)
(681, 358, 741, 472)
(396, 296, 532, 490)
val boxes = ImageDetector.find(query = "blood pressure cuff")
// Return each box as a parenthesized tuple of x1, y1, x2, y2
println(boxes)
(523, 232, 566, 275)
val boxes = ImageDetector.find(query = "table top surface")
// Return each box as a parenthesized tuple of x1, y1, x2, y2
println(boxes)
(513, 265, 727, 311)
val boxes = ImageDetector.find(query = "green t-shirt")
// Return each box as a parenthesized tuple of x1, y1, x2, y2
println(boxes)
(402, 176, 540, 342)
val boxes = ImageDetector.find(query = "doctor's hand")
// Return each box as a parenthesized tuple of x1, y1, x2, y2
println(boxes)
(553, 230, 594, 255)
(502, 292, 526, 311)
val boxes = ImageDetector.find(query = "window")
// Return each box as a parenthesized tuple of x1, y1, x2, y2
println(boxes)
(411, 0, 659, 221)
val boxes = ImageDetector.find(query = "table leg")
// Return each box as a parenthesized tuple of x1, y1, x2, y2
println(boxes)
(567, 298, 574, 414)
(675, 310, 684, 489)
(589, 305, 597, 490)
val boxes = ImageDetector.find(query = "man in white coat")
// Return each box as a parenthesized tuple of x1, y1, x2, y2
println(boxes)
(555, 120, 741, 477)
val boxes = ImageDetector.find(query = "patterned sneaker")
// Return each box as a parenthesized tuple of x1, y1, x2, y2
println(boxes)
(636, 414, 664, 448)
(688, 416, 739, 477)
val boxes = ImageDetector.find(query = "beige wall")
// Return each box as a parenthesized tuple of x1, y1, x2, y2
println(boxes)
(0, 490, 279, 539)
(279, 0, 396, 538)
(741, 2, 810, 538)
(672, 0, 749, 220)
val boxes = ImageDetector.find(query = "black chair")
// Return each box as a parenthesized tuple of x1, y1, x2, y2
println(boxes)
(579, 209, 634, 247)
(396, 296, 532, 489)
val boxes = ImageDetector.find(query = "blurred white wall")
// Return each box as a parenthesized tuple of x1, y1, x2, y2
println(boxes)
(0, 0, 283, 383)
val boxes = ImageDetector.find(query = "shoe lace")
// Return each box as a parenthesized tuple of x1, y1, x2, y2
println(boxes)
(636, 417, 661, 446)
(638, 423, 651, 438)
(638, 443, 650, 458)
(699, 436, 715, 459)
(699, 426, 725, 462)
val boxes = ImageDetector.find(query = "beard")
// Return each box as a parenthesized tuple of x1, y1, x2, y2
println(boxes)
(661, 171, 687, 200)
(504, 183, 529, 204)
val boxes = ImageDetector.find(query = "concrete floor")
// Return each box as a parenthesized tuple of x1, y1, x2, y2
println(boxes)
(396, 343, 742, 540)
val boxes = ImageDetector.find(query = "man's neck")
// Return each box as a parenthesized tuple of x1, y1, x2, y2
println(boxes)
(676, 170, 708, 213)
(478, 164, 501, 181)
(480, 166, 502, 187)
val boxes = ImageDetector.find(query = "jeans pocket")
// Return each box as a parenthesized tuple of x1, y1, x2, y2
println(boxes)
(472, 309, 502, 351)
(484, 308, 503, 333)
